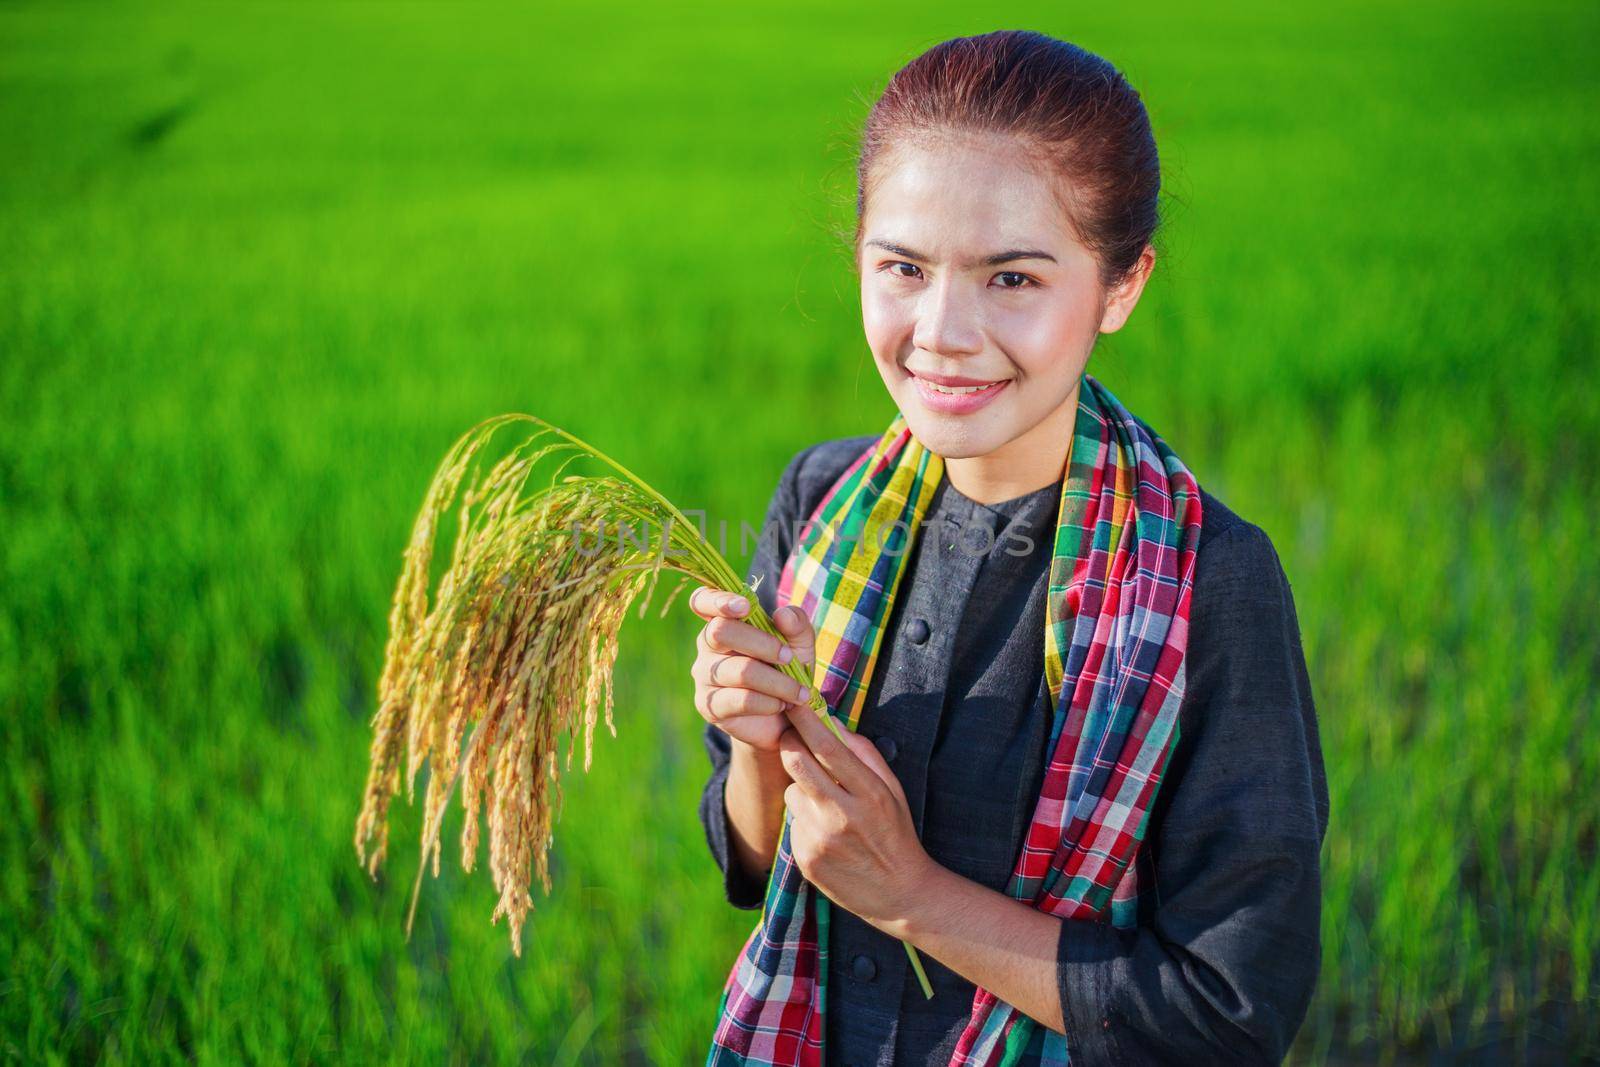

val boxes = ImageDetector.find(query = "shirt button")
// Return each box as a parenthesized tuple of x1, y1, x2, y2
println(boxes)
(906, 618, 930, 644)
(873, 735, 898, 762)
(851, 953, 877, 981)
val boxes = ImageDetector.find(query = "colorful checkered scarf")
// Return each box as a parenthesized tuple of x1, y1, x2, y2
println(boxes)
(706, 372, 1203, 1066)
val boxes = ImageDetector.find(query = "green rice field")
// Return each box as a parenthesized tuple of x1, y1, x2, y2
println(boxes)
(2, 1, 1597, 1062)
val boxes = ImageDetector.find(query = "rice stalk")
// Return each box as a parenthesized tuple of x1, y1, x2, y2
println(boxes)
(351, 413, 923, 979)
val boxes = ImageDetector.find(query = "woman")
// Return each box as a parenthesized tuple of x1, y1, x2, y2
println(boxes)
(689, 31, 1329, 1067)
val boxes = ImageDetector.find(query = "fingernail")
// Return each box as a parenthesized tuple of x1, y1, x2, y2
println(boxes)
(730, 596, 748, 614)
(778, 644, 793, 664)
(798, 686, 811, 701)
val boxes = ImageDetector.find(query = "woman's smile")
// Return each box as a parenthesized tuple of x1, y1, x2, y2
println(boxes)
(908, 369, 1012, 415)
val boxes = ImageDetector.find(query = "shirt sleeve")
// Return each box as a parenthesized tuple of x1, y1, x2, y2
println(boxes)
(697, 444, 810, 910)
(1055, 522, 1332, 1066)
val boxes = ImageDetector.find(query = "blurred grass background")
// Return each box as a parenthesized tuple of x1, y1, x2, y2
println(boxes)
(2, 0, 1597, 1062)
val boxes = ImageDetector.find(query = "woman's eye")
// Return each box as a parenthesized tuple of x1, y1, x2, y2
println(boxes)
(879, 263, 1034, 288)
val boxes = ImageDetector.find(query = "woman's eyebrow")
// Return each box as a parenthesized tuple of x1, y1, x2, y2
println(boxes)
(864, 239, 1058, 267)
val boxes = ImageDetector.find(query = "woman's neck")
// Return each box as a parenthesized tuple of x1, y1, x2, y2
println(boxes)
(941, 377, 1080, 506)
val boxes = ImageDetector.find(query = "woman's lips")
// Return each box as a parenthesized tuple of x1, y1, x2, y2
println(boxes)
(910, 374, 1011, 415)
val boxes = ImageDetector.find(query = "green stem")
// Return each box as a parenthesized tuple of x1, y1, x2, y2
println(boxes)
(506, 414, 709, 559)
(905, 940, 935, 999)
(493, 416, 935, 997)
(735, 587, 935, 1000)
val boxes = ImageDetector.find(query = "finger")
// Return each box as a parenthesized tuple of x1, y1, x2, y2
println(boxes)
(839, 730, 906, 800)
(702, 615, 794, 666)
(700, 623, 790, 669)
(691, 637, 732, 686)
(688, 585, 753, 621)
(783, 780, 819, 826)
(773, 605, 817, 672)
(779, 726, 845, 804)
(704, 684, 787, 722)
(782, 701, 874, 797)
(702, 653, 810, 705)
(772, 604, 817, 668)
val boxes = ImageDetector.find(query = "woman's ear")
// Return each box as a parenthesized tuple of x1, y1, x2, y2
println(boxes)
(1097, 244, 1156, 334)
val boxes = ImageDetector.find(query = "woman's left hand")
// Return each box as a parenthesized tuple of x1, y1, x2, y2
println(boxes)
(777, 698, 934, 933)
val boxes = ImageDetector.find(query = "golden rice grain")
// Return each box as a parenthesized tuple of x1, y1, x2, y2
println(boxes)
(353, 414, 839, 956)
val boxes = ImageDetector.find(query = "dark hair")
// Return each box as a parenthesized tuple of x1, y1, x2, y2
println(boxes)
(853, 31, 1161, 290)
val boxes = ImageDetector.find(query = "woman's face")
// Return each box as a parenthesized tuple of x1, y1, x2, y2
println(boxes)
(857, 131, 1150, 465)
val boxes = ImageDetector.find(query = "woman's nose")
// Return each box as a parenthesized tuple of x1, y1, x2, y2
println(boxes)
(912, 279, 984, 356)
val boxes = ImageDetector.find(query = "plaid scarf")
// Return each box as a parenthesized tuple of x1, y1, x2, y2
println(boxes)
(707, 373, 1203, 1066)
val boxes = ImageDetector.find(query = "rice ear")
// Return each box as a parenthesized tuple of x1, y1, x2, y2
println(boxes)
(355, 413, 841, 957)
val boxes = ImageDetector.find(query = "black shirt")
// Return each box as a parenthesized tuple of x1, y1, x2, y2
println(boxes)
(699, 434, 1331, 1066)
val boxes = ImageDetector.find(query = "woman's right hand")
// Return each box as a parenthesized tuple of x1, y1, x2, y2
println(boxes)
(689, 585, 816, 753)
